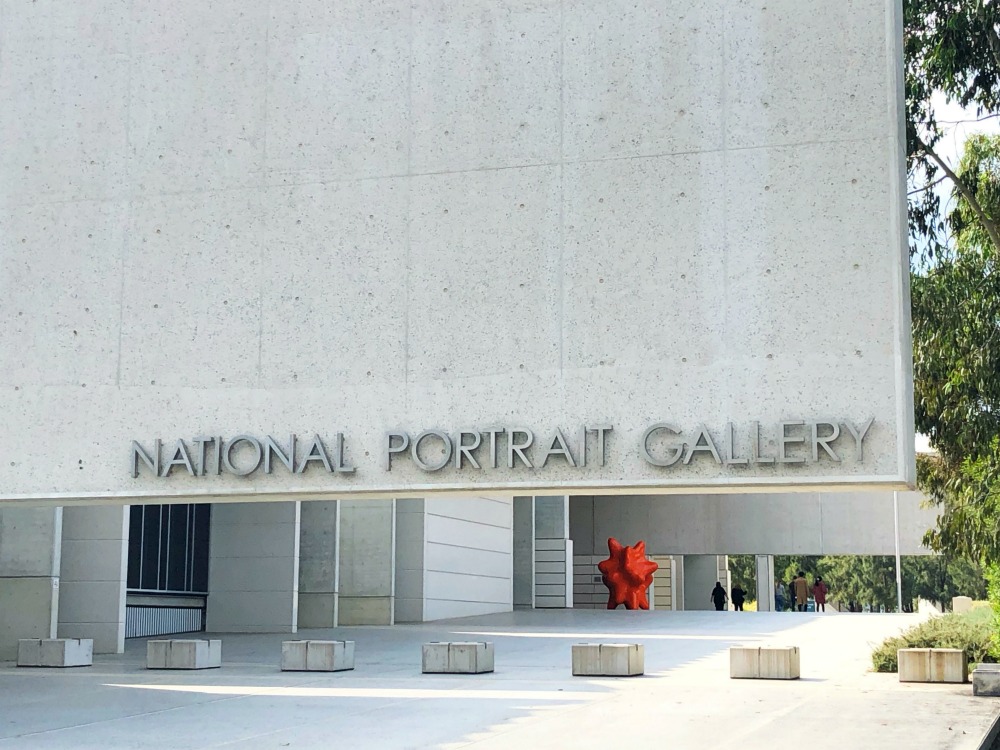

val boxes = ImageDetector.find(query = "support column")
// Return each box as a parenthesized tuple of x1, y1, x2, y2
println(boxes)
(534, 496, 572, 608)
(674, 556, 685, 610)
(337, 499, 395, 625)
(513, 496, 534, 608)
(0, 508, 61, 660)
(58, 506, 128, 653)
(755, 554, 776, 612)
(207, 502, 300, 633)
(297, 501, 339, 628)
(394, 499, 424, 623)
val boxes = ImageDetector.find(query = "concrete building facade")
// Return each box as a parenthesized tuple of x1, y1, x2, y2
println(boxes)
(0, 0, 922, 659)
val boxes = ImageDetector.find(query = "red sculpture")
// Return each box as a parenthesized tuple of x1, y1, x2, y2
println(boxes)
(597, 537, 658, 610)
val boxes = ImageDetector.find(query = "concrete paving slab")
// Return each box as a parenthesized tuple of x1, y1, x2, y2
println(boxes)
(0, 610, 996, 749)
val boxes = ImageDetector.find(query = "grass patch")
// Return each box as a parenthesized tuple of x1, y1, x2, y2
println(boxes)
(871, 607, 997, 672)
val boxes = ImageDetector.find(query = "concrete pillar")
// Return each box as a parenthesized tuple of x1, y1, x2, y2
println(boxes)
(0, 508, 61, 659)
(58, 506, 128, 653)
(513, 496, 534, 608)
(297, 501, 339, 628)
(207, 502, 300, 633)
(674, 556, 685, 610)
(683, 554, 723, 611)
(337, 499, 395, 625)
(394, 498, 424, 623)
(755, 554, 776, 612)
(534, 496, 572, 608)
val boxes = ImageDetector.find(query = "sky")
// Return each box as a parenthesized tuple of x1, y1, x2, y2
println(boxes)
(928, 92, 1000, 218)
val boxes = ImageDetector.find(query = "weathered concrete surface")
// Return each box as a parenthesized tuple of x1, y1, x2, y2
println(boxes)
(0, 0, 913, 503)
(0, 611, 995, 749)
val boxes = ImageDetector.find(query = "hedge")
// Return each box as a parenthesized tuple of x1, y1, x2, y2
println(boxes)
(871, 606, 996, 673)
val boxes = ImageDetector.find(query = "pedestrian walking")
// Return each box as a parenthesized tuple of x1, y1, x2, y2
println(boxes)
(793, 571, 809, 612)
(711, 581, 728, 611)
(775, 580, 787, 611)
(731, 583, 746, 611)
(812, 576, 829, 612)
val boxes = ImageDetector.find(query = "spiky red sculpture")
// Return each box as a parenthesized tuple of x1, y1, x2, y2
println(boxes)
(597, 538, 658, 610)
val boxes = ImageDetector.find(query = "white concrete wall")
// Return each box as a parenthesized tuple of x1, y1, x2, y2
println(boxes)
(0, 508, 61, 660)
(571, 492, 937, 556)
(58, 506, 128, 653)
(422, 497, 513, 621)
(0, 0, 913, 506)
(297, 501, 339, 628)
(207, 502, 300, 632)
(338, 500, 395, 626)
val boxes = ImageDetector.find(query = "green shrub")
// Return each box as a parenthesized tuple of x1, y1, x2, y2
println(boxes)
(871, 607, 997, 672)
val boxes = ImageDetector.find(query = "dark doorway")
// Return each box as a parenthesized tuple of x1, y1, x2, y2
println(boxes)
(125, 504, 211, 637)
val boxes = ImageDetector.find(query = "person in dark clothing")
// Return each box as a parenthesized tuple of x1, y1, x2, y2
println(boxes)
(731, 583, 746, 611)
(711, 581, 728, 611)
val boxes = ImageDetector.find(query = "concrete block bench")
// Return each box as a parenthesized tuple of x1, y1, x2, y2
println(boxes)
(898, 648, 967, 683)
(17, 638, 93, 668)
(422, 642, 494, 674)
(973, 663, 1000, 696)
(281, 640, 355, 672)
(572, 643, 644, 677)
(147, 639, 221, 670)
(730, 646, 800, 679)
(952, 596, 974, 614)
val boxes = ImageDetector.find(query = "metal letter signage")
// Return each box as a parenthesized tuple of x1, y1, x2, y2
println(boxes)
(129, 419, 874, 478)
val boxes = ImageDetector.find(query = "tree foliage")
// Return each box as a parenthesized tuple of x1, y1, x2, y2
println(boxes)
(729, 554, 984, 611)
(913, 134, 1000, 562)
(905, 2, 1000, 566)
(906, 0, 1000, 258)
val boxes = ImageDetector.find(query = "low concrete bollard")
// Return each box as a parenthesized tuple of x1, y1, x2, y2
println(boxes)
(281, 640, 355, 672)
(730, 646, 800, 680)
(898, 648, 967, 683)
(422, 642, 494, 674)
(730, 646, 760, 679)
(17, 638, 93, 668)
(952, 596, 974, 614)
(147, 639, 222, 670)
(898, 648, 931, 682)
(572, 643, 644, 677)
(973, 663, 1000, 696)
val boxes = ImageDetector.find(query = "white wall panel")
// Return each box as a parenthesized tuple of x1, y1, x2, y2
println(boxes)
(423, 515, 511, 554)
(421, 497, 512, 620)
(572, 492, 938, 556)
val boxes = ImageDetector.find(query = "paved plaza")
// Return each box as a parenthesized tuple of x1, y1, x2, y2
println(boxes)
(1, 610, 996, 749)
